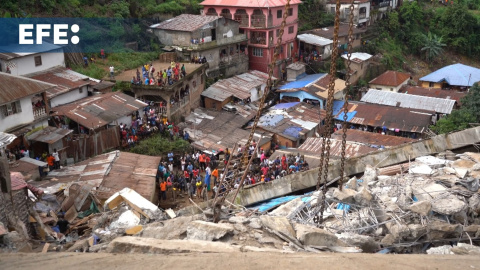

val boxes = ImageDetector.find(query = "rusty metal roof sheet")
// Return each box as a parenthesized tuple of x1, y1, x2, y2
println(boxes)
(0, 132, 16, 148)
(26, 126, 73, 144)
(334, 101, 433, 133)
(52, 92, 148, 130)
(184, 107, 269, 152)
(92, 81, 115, 91)
(202, 70, 273, 101)
(399, 85, 466, 105)
(277, 74, 346, 100)
(35, 151, 159, 202)
(200, 0, 302, 8)
(0, 72, 56, 106)
(369, 70, 410, 87)
(341, 52, 372, 63)
(361, 89, 455, 114)
(150, 14, 222, 32)
(331, 129, 417, 147)
(26, 66, 91, 99)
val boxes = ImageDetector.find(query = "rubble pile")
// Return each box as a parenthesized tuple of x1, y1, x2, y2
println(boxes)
(286, 152, 480, 253)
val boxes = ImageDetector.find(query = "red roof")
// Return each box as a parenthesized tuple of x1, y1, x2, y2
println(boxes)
(399, 85, 466, 105)
(369, 71, 411, 87)
(331, 129, 416, 147)
(200, 0, 302, 8)
(10, 172, 27, 191)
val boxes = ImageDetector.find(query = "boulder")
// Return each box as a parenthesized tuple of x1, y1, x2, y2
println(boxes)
(426, 245, 454, 255)
(259, 216, 296, 239)
(248, 218, 263, 229)
(294, 223, 346, 247)
(354, 188, 373, 206)
(427, 221, 462, 240)
(186, 221, 234, 241)
(336, 232, 379, 253)
(409, 201, 432, 216)
(333, 188, 357, 203)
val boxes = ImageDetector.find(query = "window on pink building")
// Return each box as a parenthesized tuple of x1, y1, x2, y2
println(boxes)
(288, 26, 294, 34)
(277, 10, 282, 18)
(288, 8, 293, 16)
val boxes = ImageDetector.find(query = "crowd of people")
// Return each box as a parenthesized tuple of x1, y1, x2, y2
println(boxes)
(6, 147, 61, 177)
(155, 139, 311, 204)
(119, 103, 188, 148)
(131, 62, 187, 86)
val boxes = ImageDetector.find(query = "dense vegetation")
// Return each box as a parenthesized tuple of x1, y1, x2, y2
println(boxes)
(298, 0, 334, 32)
(431, 83, 480, 134)
(364, 2, 480, 70)
(0, 0, 201, 18)
(129, 134, 191, 156)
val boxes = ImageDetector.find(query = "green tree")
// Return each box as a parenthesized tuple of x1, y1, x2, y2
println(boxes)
(420, 32, 446, 62)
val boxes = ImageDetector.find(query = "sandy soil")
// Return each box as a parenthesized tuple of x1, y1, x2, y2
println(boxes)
(1, 252, 479, 270)
(113, 61, 201, 81)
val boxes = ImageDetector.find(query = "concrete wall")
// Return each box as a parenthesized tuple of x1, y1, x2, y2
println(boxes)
(345, 60, 369, 84)
(420, 81, 443, 89)
(370, 80, 408, 92)
(234, 126, 480, 206)
(50, 86, 89, 108)
(153, 30, 192, 47)
(0, 50, 65, 76)
(0, 96, 35, 132)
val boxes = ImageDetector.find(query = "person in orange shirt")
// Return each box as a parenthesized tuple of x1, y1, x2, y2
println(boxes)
(198, 153, 206, 171)
(159, 180, 167, 201)
(212, 168, 219, 186)
(47, 154, 55, 172)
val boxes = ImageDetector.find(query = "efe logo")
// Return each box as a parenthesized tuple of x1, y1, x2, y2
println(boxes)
(19, 24, 80, 45)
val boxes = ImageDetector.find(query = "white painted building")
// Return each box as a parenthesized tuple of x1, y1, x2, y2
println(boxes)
(326, 0, 371, 26)
(25, 66, 92, 108)
(369, 70, 411, 92)
(0, 73, 55, 133)
(0, 43, 65, 76)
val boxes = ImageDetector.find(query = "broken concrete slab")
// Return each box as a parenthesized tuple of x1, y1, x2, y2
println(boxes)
(108, 210, 140, 230)
(228, 216, 249, 224)
(125, 225, 143, 235)
(105, 188, 163, 220)
(248, 218, 263, 229)
(385, 223, 410, 240)
(107, 236, 238, 254)
(186, 221, 234, 241)
(333, 188, 356, 203)
(270, 198, 304, 217)
(141, 216, 200, 240)
(336, 232, 379, 253)
(380, 234, 395, 246)
(259, 216, 296, 240)
(432, 194, 467, 215)
(165, 209, 176, 219)
(409, 163, 434, 175)
(427, 243, 480, 255)
(427, 221, 462, 240)
(354, 188, 373, 206)
(409, 201, 432, 216)
(294, 223, 346, 247)
(362, 165, 378, 187)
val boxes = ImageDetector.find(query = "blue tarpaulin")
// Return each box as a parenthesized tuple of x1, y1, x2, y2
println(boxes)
(249, 195, 312, 213)
(279, 73, 326, 90)
(283, 126, 302, 139)
(335, 111, 357, 122)
(259, 114, 284, 127)
(332, 100, 345, 115)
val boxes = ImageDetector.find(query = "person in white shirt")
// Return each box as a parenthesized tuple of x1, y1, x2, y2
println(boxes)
(109, 66, 115, 79)
(52, 148, 60, 169)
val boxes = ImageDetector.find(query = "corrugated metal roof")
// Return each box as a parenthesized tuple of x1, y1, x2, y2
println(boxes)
(279, 73, 326, 90)
(0, 72, 56, 105)
(257, 102, 324, 140)
(36, 151, 159, 202)
(0, 42, 63, 60)
(200, 0, 302, 8)
(297, 34, 333, 46)
(331, 129, 417, 147)
(361, 89, 455, 114)
(277, 74, 345, 100)
(26, 126, 73, 144)
(26, 66, 91, 99)
(201, 70, 272, 101)
(419, 63, 480, 87)
(333, 101, 433, 133)
(92, 81, 115, 91)
(399, 85, 466, 105)
(0, 132, 16, 149)
(184, 107, 265, 152)
(150, 14, 221, 32)
(298, 137, 376, 157)
(341, 52, 372, 63)
(52, 92, 148, 130)
(369, 70, 410, 87)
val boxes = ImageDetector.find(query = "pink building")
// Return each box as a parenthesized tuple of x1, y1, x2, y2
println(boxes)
(200, 0, 302, 77)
